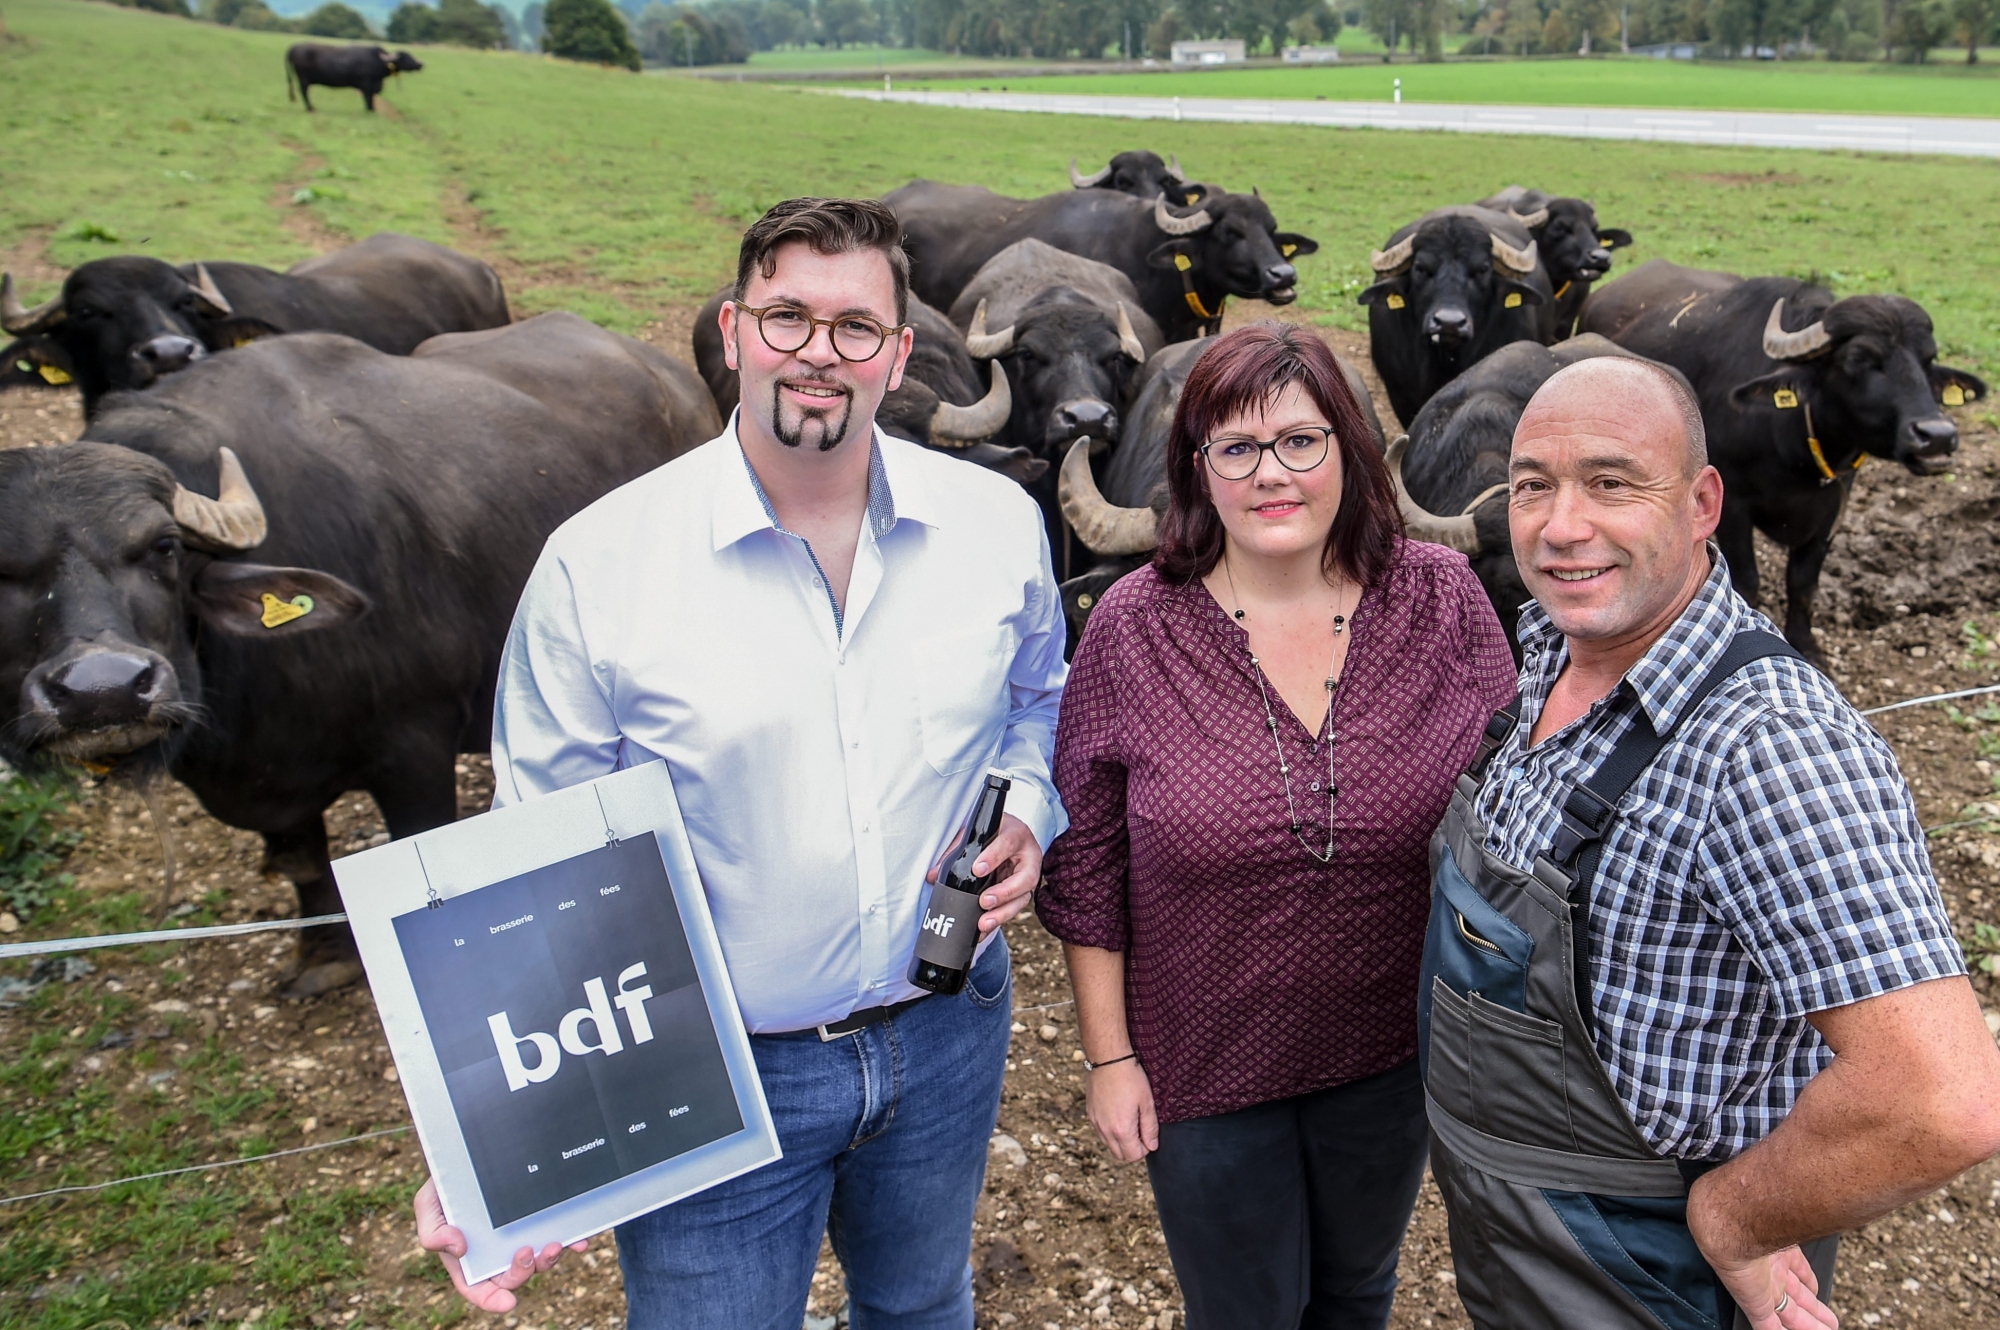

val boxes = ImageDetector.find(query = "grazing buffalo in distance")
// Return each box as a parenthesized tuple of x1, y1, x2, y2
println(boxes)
(1055, 331, 1390, 634)
(1359, 205, 1552, 428)
(690, 286, 1042, 486)
(886, 181, 1318, 343)
(1068, 150, 1208, 206)
(0, 313, 718, 997)
(1, 233, 510, 416)
(286, 43, 423, 113)
(1477, 185, 1634, 339)
(948, 240, 1164, 462)
(1580, 259, 1988, 658)
(1392, 335, 1678, 656)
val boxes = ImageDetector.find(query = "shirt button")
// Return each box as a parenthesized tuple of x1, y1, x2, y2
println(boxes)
(869, 902, 881, 914)
(860, 822, 870, 832)
(1309, 781, 1321, 792)
(851, 740, 861, 749)
(812, 576, 824, 588)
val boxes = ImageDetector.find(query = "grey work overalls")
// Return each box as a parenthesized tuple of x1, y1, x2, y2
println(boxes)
(1417, 631, 1839, 1330)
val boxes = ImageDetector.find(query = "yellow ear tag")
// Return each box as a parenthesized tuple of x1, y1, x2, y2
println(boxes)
(1173, 253, 1193, 273)
(1185, 192, 1200, 206)
(232, 337, 256, 349)
(260, 592, 314, 628)
(38, 363, 72, 385)
(1386, 293, 1405, 310)
(1076, 592, 1095, 609)
(1942, 383, 1966, 407)
(1773, 388, 1799, 409)
(1281, 243, 1297, 257)
(1504, 292, 1523, 309)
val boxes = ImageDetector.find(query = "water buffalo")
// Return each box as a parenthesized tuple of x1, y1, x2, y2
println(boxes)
(1580, 260, 1988, 658)
(1358, 206, 1553, 428)
(0, 313, 718, 997)
(1477, 186, 1634, 339)
(1053, 332, 1392, 635)
(1067, 150, 1207, 206)
(689, 286, 1041, 485)
(286, 43, 424, 114)
(885, 181, 1318, 344)
(1, 233, 510, 416)
(1391, 335, 1681, 656)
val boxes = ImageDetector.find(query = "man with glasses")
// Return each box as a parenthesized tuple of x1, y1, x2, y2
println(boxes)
(412, 198, 1068, 1328)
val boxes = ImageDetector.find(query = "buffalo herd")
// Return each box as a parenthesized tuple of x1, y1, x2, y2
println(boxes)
(0, 147, 1985, 994)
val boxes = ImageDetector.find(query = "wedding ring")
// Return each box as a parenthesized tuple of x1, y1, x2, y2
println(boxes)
(1773, 1294, 1791, 1314)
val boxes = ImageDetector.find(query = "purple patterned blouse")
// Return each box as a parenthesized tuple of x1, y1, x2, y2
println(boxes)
(1039, 540, 1517, 1124)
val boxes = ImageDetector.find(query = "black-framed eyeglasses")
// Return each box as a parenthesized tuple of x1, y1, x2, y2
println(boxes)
(734, 302, 906, 363)
(1199, 426, 1335, 481)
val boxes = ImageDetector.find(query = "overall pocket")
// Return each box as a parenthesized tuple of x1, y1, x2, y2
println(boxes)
(1467, 991, 1575, 1151)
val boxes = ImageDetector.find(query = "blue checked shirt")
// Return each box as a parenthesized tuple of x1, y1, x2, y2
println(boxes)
(1475, 551, 1965, 1159)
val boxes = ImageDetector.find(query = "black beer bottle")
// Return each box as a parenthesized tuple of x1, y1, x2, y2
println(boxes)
(909, 774, 1011, 995)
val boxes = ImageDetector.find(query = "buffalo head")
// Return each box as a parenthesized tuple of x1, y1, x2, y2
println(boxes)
(1069, 150, 1193, 200)
(1, 260, 278, 413)
(1146, 192, 1317, 309)
(1501, 195, 1630, 293)
(0, 443, 366, 769)
(965, 294, 1147, 455)
(1733, 296, 1986, 476)
(387, 49, 424, 73)
(1359, 211, 1543, 351)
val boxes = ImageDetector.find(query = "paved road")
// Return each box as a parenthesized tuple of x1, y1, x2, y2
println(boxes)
(831, 89, 2000, 158)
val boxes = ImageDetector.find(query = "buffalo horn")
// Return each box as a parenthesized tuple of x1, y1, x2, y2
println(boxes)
(1511, 206, 1550, 229)
(173, 447, 268, 551)
(1489, 233, 1539, 276)
(1, 273, 65, 335)
(1069, 157, 1113, 189)
(1761, 299, 1832, 361)
(190, 263, 233, 318)
(1153, 194, 1213, 236)
(963, 299, 1016, 359)
(1059, 437, 1158, 556)
(1385, 435, 1480, 554)
(1115, 303, 1145, 362)
(929, 362, 1012, 446)
(1369, 234, 1415, 275)
(1166, 152, 1186, 182)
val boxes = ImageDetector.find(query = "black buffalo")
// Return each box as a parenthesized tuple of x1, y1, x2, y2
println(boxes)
(286, 43, 423, 113)
(886, 181, 1317, 344)
(1067, 150, 1207, 206)
(1054, 333, 1390, 633)
(1, 233, 510, 416)
(1477, 186, 1634, 339)
(0, 313, 718, 996)
(689, 286, 1043, 486)
(1392, 335, 1680, 656)
(1580, 260, 1988, 658)
(1359, 205, 1553, 429)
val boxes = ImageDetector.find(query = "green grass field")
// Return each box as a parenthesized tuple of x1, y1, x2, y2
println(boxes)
(883, 54, 2000, 116)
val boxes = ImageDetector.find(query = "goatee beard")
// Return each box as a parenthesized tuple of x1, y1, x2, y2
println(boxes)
(771, 385, 855, 454)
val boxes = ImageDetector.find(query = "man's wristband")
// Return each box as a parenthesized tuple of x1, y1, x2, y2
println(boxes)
(1084, 1052, 1138, 1073)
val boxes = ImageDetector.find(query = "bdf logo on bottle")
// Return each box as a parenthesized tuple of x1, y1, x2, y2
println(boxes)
(921, 909, 956, 939)
(486, 962, 656, 1092)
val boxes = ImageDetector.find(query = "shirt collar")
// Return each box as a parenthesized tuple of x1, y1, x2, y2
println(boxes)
(711, 410, 913, 551)
(1516, 543, 1751, 735)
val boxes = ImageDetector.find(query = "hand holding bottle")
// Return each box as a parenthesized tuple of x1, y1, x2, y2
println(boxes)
(926, 811, 1042, 934)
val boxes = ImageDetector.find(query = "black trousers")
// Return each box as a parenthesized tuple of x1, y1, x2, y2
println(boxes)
(1145, 1058, 1429, 1330)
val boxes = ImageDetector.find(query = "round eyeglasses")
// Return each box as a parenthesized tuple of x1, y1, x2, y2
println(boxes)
(1199, 426, 1335, 482)
(735, 302, 905, 363)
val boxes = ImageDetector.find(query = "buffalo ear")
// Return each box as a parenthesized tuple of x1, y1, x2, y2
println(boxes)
(1273, 232, 1319, 259)
(1729, 370, 1810, 410)
(2, 336, 77, 388)
(1597, 228, 1634, 249)
(190, 561, 370, 637)
(1931, 364, 1988, 409)
(1144, 240, 1196, 272)
(1357, 278, 1405, 308)
(197, 316, 283, 352)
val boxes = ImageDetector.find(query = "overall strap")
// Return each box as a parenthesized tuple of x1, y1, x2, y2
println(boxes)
(1467, 694, 1522, 783)
(1547, 630, 1805, 1036)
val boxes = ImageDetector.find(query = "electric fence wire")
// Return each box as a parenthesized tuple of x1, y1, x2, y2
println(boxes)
(0, 1125, 411, 1207)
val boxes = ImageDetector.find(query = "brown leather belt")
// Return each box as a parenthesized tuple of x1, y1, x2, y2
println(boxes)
(817, 993, 931, 1041)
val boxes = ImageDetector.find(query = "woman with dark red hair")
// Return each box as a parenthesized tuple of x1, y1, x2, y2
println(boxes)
(1039, 323, 1516, 1329)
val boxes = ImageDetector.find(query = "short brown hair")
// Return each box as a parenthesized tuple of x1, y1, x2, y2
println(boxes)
(1155, 323, 1403, 589)
(734, 197, 910, 322)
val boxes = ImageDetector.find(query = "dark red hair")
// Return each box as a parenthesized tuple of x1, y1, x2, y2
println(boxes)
(1154, 322, 1402, 588)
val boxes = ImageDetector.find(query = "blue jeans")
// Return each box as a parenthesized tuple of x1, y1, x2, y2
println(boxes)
(617, 936, 1012, 1330)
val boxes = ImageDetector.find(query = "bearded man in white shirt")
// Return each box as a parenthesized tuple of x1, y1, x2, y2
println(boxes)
(411, 197, 1068, 1329)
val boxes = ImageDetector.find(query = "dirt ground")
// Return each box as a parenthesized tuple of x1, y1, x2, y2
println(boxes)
(4, 270, 2000, 1330)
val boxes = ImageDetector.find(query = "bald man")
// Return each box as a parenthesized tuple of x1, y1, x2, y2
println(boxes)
(1414, 357, 2000, 1330)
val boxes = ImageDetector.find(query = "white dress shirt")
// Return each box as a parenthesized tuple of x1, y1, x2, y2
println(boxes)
(490, 418, 1069, 1033)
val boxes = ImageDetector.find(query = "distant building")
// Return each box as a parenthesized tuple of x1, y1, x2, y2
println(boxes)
(1171, 39, 1246, 65)
(1632, 41, 1699, 58)
(1281, 44, 1340, 62)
